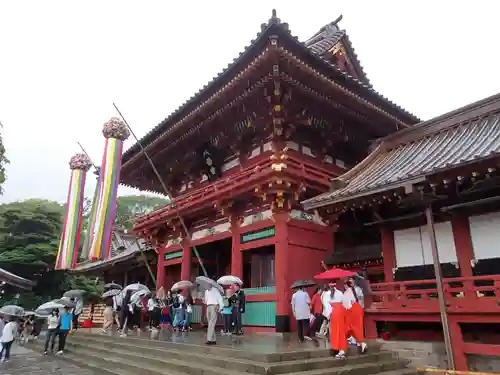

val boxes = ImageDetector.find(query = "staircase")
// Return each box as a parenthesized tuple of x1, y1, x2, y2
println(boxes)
(31, 332, 415, 375)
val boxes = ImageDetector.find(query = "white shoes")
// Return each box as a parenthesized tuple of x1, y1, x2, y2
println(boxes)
(335, 350, 346, 359)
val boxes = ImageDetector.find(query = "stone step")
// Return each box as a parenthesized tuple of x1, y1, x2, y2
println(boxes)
(30, 337, 406, 375)
(42, 338, 394, 375)
(73, 331, 354, 362)
(286, 358, 410, 375)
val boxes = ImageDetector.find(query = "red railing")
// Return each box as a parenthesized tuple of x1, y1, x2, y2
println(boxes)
(367, 275, 500, 314)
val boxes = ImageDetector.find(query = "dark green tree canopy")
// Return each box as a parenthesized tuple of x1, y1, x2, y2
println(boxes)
(0, 126, 7, 195)
(114, 194, 169, 230)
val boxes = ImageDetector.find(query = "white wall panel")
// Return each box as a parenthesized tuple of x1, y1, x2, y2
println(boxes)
(469, 212, 500, 260)
(420, 221, 457, 265)
(394, 227, 424, 268)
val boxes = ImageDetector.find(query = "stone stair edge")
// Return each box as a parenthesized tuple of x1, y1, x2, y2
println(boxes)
(66, 339, 394, 371)
(70, 332, 336, 360)
(281, 358, 408, 375)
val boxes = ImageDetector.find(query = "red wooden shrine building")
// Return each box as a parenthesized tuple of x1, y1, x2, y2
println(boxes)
(120, 10, 419, 332)
(303, 93, 500, 370)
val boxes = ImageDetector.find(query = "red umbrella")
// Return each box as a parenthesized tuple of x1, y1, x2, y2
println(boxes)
(314, 268, 356, 280)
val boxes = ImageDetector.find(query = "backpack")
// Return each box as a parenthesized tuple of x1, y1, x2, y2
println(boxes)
(172, 296, 180, 309)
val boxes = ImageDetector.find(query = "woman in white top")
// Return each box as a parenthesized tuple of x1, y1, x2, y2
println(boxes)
(44, 309, 60, 354)
(329, 282, 348, 359)
(0, 318, 18, 362)
(344, 277, 367, 354)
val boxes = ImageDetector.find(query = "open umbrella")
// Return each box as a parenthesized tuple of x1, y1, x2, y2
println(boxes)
(314, 268, 356, 280)
(122, 283, 149, 295)
(23, 310, 36, 316)
(131, 289, 151, 304)
(291, 280, 316, 289)
(196, 276, 223, 293)
(171, 280, 194, 291)
(63, 289, 85, 298)
(217, 275, 243, 286)
(101, 288, 121, 299)
(0, 305, 25, 317)
(36, 301, 65, 313)
(104, 282, 122, 291)
(53, 297, 76, 308)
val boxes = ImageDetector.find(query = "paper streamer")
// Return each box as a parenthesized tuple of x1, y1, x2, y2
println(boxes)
(88, 118, 130, 261)
(80, 168, 100, 260)
(55, 154, 92, 270)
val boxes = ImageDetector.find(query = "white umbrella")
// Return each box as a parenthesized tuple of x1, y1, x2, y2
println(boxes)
(35, 301, 65, 315)
(171, 280, 194, 291)
(54, 297, 76, 308)
(63, 289, 85, 298)
(196, 276, 223, 293)
(0, 305, 24, 317)
(101, 288, 121, 299)
(217, 275, 243, 286)
(130, 289, 151, 304)
(122, 283, 149, 295)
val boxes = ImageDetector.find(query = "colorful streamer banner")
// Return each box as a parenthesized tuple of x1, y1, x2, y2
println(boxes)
(88, 118, 129, 261)
(55, 154, 92, 270)
(80, 170, 100, 260)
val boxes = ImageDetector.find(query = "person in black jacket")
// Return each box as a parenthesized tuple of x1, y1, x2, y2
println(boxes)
(230, 284, 245, 335)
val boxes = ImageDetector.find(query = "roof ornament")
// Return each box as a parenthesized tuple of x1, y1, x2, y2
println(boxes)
(102, 117, 130, 141)
(323, 15, 343, 38)
(269, 9, 280, 25)
(69, 153, 92, 171)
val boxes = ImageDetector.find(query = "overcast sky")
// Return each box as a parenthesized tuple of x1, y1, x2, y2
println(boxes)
(0, 1, 499, 204)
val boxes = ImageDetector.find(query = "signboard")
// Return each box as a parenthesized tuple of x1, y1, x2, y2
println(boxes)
(241, 227, 276, 244)
(164, 251, 182, 261)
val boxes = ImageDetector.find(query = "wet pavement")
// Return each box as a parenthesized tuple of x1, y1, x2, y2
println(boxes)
(81, 327, 332, 353)
(0, 344, 97, 375)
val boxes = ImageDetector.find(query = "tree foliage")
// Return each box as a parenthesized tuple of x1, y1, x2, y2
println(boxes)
(0, 126, 8, 195)
(114, 195, 169, 230)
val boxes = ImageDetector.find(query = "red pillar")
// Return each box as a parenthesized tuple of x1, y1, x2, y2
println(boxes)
(449, 319, 468, 371)
(156, 248, 165, 289)
(274, 211, 290, 332)
(181, 240, 192, 282)
(230, 217, 243, 279)
(451, 214, 474, 277)
(381, 226, 396, 283)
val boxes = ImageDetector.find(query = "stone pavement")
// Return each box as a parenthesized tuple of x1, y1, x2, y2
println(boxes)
(0, 343, 97, 375)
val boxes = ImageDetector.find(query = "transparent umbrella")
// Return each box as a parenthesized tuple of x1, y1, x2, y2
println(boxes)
(0, 304, 25, 317)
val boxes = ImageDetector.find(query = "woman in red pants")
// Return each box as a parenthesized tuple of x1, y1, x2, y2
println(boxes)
(329, 283, 348, 358)
(344, 277, 368, 354)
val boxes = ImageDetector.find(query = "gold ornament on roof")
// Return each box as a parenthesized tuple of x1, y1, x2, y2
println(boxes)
(102, 117, 130, 140)
(69, 153, 92, 171)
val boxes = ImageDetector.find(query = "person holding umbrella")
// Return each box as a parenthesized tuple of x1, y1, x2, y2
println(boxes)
(56, 306, 73, 355)
(44, 309, 60, 355)
(344, 276, 368, 353)
(291, 281, 313, 343)
(198, 276, 223, 345)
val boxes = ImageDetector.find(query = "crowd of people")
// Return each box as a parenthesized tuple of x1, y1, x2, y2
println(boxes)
(291, 276, 368, 358)
(101, 289, 195, 335)
(0, 304, 75, 362)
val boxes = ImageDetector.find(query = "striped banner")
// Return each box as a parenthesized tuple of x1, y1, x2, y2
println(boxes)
(88, 137, 124, 261)
(80, 173, 101, 260)
(55, 168, 87, 270)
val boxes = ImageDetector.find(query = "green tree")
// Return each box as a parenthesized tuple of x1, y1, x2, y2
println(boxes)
(114, 195, 169, 230)
(0, 124, 8, 195)
(0, 200, 105, 309)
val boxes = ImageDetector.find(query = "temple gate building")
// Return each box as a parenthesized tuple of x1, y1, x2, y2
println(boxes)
(120, 10, 418, 333)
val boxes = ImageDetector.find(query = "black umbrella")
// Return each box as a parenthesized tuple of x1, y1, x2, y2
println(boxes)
(291, 280, 316, 289)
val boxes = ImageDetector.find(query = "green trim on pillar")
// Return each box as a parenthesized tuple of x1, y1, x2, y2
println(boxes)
(242, 301, 276, 327)
(190, 305, 202, 324)
(243, 286, 276, 295)
(241, 227, 275, 244)
(164, 251, 183, 261)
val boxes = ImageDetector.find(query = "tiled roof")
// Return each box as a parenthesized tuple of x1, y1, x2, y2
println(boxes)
(121, 10, 417, 166)
(302, 93, 500, 210)
(74, 236, 151, 272)
(304, 16, 370, 85)
(0, 268, 35, 290)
